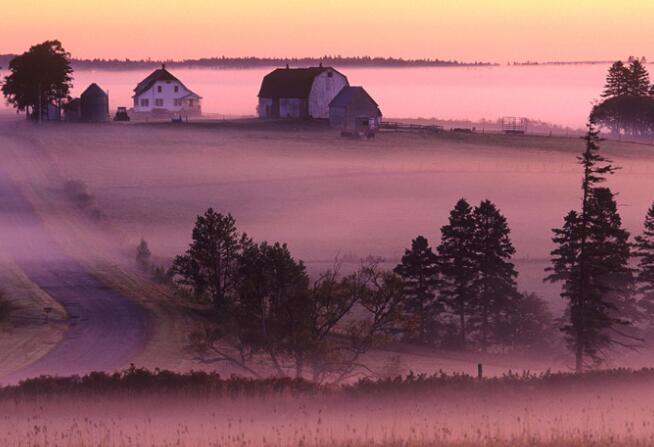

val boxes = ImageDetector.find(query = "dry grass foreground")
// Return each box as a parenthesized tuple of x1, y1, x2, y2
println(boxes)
(3, 367, 654, 446)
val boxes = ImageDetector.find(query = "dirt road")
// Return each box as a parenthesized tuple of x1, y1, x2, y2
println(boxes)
(0, 169, 146, 384)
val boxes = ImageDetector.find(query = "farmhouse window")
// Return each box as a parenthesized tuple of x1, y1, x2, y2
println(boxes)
(140, 99, 149, 107)
(155, 99, 164, 107)
(328, 71, 333, 78)
(174, 86, 179, 93)
(157, 86, 162, 93)
(174, 99, 182, 106)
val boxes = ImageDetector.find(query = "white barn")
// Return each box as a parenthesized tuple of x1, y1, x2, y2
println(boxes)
(257, 65, 348, 119)
(132, 65, 202, 116)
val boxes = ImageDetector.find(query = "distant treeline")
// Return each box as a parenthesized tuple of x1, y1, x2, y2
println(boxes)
(0, 54, 496, 71)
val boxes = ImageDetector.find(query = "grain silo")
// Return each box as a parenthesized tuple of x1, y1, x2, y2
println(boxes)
(80, 83, 109, 122)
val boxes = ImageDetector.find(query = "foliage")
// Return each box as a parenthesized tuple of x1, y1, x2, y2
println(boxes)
(394, 236, 441, 343)
(594, 60, 654, 136)
(635, 203, 654, 327)
(437, 199, 477, 349)
(547, 122, 638, 371)
(470, 200, 519, 351)
(135, 238, 152, 272)
(1, 40, 73, 118)
(168, 209, 250, 311)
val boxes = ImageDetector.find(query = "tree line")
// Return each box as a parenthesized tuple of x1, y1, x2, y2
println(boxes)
(592, 58, 654, 137)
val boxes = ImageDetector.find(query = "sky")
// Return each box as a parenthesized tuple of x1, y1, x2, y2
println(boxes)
(1, 0, 653, 62)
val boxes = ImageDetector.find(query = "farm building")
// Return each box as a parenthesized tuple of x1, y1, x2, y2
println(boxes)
(132, 64, 202, 116)
(257, 65, 348, 119)
(329, 86, 382, 138)
(80, 83, 109, 122)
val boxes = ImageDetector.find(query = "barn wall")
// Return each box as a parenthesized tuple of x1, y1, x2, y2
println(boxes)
(308, 71, 348, 118)
(257, 98, 273, 117)
(279, 98, 307, 118)
(329, 107, 346, 127)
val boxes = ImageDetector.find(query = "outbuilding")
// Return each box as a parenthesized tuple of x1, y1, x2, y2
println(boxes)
(80, 83, 109, 122)
(328, 86, 382, 138)
(257, 65, 348, 119)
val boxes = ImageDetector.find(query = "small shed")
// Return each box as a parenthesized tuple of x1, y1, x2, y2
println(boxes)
(329, 86, 382, 138)
(80, 83, 109, 122)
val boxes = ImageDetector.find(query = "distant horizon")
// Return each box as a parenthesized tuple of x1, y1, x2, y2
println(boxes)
(0, 51, 643, 69)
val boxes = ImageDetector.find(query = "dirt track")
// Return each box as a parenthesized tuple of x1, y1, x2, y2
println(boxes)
(0, 132, 146, 383)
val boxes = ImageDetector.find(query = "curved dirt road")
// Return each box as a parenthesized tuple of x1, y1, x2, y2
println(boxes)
(0, 171, 146, 384)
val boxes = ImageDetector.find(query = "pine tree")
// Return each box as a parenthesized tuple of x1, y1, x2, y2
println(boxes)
(545, 120, 637, 372)
(394, 236, 440, 343)
(602, 61, 630, 98)
(471, 200, 519, 352)
(635, 203, 654, 323)
(136, 238, 152, 272)
(627, 60, 651, 96)
(437, 199, 477, 349)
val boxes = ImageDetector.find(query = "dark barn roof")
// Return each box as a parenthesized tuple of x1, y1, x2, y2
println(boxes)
(81, 83, 107, 99)
(258, 66, 345, 99)
(329, 86, 382, 116)
(133, 64, 201, 98)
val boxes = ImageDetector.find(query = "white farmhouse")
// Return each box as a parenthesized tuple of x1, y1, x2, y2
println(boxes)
(132, 64, 202, 116)
(257, 65, 349, 119)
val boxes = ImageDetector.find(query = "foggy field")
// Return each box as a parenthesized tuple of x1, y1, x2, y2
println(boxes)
(4, 369, 654, 447)
(4, 119, 654, 307)
(3, 117, 654, 376)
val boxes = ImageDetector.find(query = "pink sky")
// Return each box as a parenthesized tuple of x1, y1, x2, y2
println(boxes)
(2, 1, 653, 62)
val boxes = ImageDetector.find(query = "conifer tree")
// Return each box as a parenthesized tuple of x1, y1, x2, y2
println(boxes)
(471, 200, 519, 352)
(635, 203, 654, 323)
(627, 60, 651, 96)
(437, 199, 477, 349)
(136, 238, 152, 272)
(602, 61, 630, 98)
(546, 120, 640, 372)
(394, 236, 440, 343)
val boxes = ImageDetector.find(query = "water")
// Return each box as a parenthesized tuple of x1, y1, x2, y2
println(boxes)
(1, 64, 621, 128)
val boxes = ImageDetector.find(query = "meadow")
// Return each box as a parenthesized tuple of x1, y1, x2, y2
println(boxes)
(3, 117, 654, 377)
(4, 367, 654, 446)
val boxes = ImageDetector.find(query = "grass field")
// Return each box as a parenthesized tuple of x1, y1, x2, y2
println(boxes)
(2, 117, 654, 377)
(3, 368, 654, 447)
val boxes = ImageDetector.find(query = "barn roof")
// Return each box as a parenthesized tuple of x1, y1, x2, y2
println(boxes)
(329, 86, 378, 107)
(133, 65, 202, 98)
(81, 83, 107, 98)
(258, 66, 345, 99)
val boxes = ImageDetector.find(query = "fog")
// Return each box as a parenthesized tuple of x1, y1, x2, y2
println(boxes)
(0, 63, 627, 128)
(3, 118, 654, 316)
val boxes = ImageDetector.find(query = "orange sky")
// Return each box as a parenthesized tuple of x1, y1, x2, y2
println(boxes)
(2, 0, 653, 62)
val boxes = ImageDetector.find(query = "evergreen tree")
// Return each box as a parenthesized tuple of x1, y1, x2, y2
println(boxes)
(437, 199, 477, 349)
(135, 238, 152, 272)
(394, 235, 440, 343)
(471, 200, 519, 352)
(635, 203, 654, 323)
(546, 121, 638, 372)
(169, 209, 250, 313)
(627, 60, 651, 97)
(602, 61, 630, 98)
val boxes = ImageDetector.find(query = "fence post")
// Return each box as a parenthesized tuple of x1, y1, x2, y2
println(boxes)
(477, 363, 483, 380)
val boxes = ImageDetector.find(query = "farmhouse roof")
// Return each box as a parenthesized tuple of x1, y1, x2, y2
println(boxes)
(133, 64, 202, 98)
(81, 83, 107, 99)
(258, 66, 345, 99)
